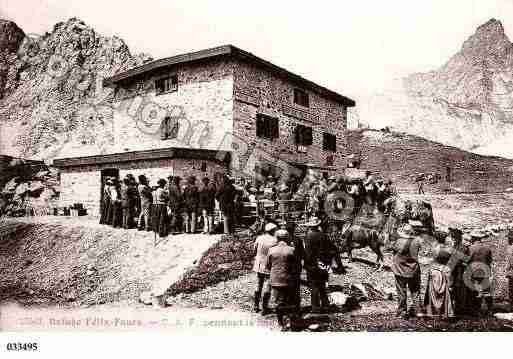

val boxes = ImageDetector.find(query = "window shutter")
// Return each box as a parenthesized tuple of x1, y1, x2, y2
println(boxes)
(256, 115, 264, 138)
(305, 127, 313, 145)
(272, 118, 279, 138)
(294, 126, 300, 144)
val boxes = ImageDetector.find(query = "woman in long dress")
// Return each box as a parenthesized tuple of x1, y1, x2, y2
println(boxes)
(424, 236, 454, 318)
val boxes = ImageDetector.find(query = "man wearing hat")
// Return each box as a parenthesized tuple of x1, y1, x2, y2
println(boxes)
(468, 230, 493, 315)
(392, 224, 423, 318)
(327, 175, 346, 194)
(216, 175, 237, 234)
(252, 222, 278, 314)
(303, 216, 331, 314)
(266, 228, 297, 330)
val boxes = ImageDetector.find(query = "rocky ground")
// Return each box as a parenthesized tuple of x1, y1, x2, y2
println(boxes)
(0, 216, 220, 306)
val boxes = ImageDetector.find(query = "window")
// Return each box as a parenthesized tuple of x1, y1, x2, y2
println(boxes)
(256, 114, 279, 140)
(293, 88, 309, 108)
(160, 116, 180, 140)
(155, 75, 178, 95)
(295, 125, 313, 146)
(323, 133, 337, 152)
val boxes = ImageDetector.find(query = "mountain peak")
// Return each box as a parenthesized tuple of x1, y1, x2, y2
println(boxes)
(461, 18, 511, 56)
(476, 18, 504, 35)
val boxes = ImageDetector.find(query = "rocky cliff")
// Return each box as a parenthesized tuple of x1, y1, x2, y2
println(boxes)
(0, 17, 152, 160)
(360, 19, 513, 158)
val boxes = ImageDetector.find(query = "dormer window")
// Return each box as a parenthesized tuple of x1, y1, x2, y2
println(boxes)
(293, 88, 309, 108)
(155, 75, 178, 95)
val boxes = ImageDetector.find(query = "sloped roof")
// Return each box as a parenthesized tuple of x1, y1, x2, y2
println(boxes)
(103, 45, 355, 107)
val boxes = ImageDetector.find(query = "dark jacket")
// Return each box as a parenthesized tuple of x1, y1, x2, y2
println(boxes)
(198, 184, 216, 211)
(469, 242, 493, 279)
(392, 235, 422, 278)
(120, 183, 138, 208)
(183, 185, 199, 212)
(216, 182, 237, 213)
(168, 184, 182, 212)
(303, 228, 331, 281)
(266, 241, 296, 287)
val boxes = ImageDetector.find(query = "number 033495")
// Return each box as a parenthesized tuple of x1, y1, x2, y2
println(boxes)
(6, 342, 38, 351)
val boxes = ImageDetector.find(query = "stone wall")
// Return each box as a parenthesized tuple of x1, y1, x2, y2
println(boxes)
(108, 59, 234, 155)
(231, 59, 351, 178)
(60, 158, 226, 216)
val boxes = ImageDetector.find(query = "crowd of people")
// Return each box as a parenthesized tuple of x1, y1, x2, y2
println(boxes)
(97, 170, 398, 238)
(252, 216, 513, 330)
(252, 217, 343, 331)
(96, 169, 513, 329)
(98, 173, 238, 237)
(391, 224, 501, 319)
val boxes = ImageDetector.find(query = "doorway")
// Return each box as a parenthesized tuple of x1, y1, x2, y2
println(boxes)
(100, 168, 119, 204)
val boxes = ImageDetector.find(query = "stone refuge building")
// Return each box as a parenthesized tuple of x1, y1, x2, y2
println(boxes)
(53, 45, 355, 215)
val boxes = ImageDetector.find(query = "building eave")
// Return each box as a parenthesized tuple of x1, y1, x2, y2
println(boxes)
(53, 148, 231, 168)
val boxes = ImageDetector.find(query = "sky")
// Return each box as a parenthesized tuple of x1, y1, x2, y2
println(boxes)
(1, 0, 513, 101)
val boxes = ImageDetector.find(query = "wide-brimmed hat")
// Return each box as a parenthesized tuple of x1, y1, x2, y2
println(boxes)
(408, 220, 424, 227)
(336, 175, 346, 184)
(397, 224, 415, 238)
(363, 176, 374, 186)
(249, 186, 258, 193)
(275, 229, 289, 240)
(264, 222, 278, 232)
(470, 230, 487, 240)
(328, 175, 337, 181)
(279, 183, 289, 192)
(448, 226, 463, 237)
(303, 216, 322, 227)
